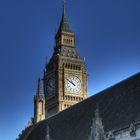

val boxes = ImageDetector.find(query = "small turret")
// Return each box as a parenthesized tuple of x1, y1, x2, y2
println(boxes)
(34, 78, 45, 123)
(89, 106, 106, 140)
(45, 125, 52, 140)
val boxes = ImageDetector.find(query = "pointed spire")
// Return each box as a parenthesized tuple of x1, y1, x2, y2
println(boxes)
(88, 105, 106, 140)
(34, 78, 45, 124)
(45, 125, 51, 140)
(37, 78, 42, 96)
(55, 0, 73, 37)
(62, 0, 66, 16)
(95, 105, 100, 119)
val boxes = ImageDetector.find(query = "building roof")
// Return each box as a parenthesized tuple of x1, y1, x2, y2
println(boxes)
(25, 72, 140, 140)
(17, 125, 33, 140)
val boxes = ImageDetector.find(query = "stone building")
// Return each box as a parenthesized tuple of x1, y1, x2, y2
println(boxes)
(16, 1, 140, 140)
(17, 73, 140, 140)
(43, 0, 88, 118)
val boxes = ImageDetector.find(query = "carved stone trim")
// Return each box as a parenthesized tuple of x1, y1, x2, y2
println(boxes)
(106, 131, 115, 140)
(129, 123, 136, 136)
(45, 125, 52, 140)
(88, 106, 106, 140)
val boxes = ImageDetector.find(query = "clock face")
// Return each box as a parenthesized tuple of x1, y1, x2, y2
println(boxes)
(47, 78, 55, 95)
(65, 75, 81, 94)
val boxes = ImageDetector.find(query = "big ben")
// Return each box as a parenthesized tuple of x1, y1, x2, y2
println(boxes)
(44, 1, 88, 117)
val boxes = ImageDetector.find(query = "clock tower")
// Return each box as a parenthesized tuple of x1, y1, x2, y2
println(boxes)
(44, 1, 88, 117)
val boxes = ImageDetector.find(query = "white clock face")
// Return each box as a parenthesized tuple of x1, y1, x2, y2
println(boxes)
(65, 75, 81, 93)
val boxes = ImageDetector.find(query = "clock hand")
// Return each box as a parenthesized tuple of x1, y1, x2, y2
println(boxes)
(71, 81, 75, 86)
(67, 79, 75, 86)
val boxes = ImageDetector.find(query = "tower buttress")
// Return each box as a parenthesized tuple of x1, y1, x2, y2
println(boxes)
(34, 78, 45, 123)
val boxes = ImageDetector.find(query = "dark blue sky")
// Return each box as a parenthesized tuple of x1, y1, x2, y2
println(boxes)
(0, 0, 140, 139)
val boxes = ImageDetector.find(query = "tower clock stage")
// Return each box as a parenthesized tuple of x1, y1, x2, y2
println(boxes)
(43, 1, 88, 117)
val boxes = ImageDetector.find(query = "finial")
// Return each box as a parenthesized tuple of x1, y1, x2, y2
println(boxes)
(95, 104, 100, 118)
(62, 0, 66, 15)
(37, 78, 42, 96)
(45, 125, 51, 140)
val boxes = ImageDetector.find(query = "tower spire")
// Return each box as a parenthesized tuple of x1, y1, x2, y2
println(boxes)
(34, 77, 45, 123)
(37, 78, 42, 96)
(89, 105, 106, 140)
(55, 0, 73, 38)
(62, 0, 66, 16)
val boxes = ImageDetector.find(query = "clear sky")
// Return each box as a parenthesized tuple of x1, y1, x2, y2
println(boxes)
(0, 0, 140, 140)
